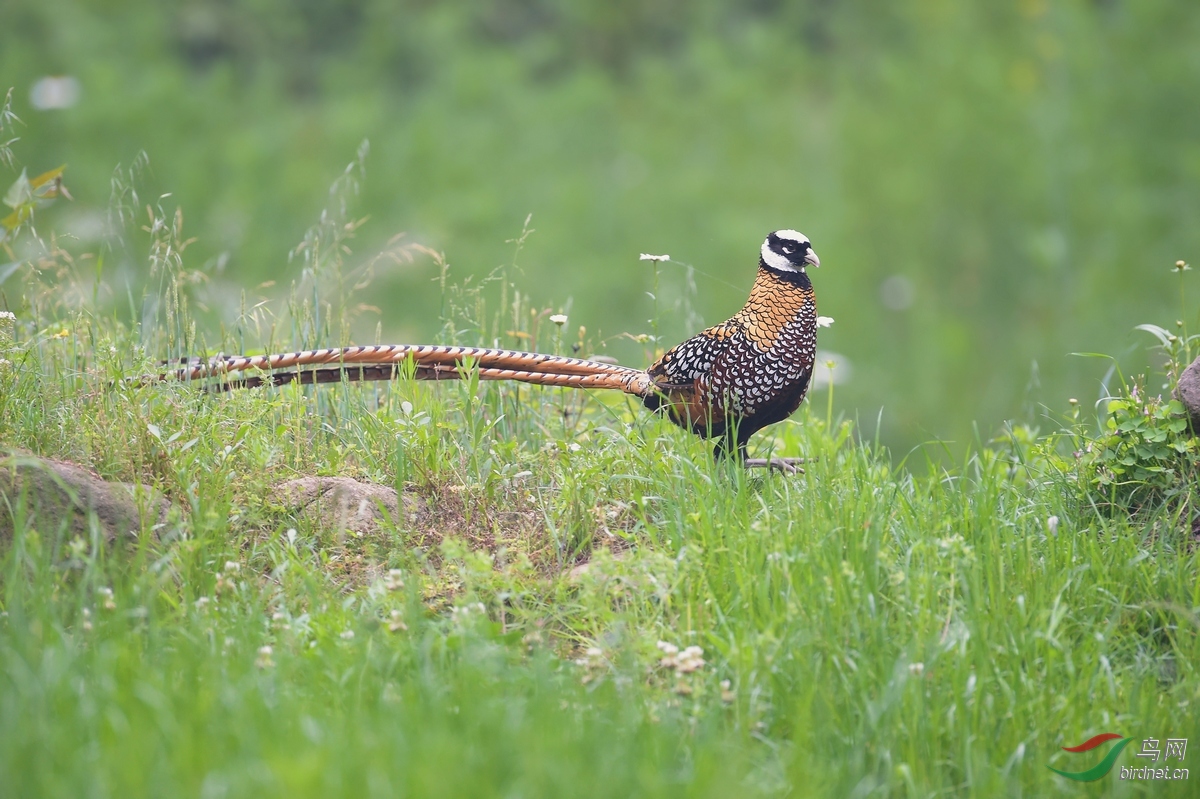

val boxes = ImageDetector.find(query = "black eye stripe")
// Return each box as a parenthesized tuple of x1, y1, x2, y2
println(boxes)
(765, 232, 809, 260)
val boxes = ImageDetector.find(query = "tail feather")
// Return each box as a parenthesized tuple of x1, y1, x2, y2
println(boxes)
(173, 345, 637, 381)
(170, 344, 653, 398)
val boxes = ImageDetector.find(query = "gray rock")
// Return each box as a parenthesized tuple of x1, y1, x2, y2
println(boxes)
(275, 476, 423, 537)
(0, 453, 171, 543)
(1175, 356, 1200, 433)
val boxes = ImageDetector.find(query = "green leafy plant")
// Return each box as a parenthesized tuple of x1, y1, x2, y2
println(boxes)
(1080, 271, 1200, 518)
(1089, 384, 1196, 512)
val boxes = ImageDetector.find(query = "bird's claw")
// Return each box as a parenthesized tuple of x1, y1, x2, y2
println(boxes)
(743, 457, 807, 475)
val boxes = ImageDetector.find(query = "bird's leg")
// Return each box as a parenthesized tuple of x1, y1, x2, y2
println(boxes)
(714, 437, 805, 475)
(712, 433, 738, 463)
(739, 435, 807, 474)
(742, 457, 806, 475)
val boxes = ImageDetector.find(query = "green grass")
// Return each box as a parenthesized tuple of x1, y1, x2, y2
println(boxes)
(1, 239, 1199, 796)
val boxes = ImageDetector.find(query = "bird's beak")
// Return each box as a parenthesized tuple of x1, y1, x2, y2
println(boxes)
(804, 251, 821, 268)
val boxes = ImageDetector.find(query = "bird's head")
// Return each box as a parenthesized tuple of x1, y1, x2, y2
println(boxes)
(760, 229, 819, 274)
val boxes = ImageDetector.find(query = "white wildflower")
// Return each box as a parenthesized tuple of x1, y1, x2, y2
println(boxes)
(639, 253, 670, 263)
(255, 645, 274, 669)
(676, 645, 706, 673)
(214, 571, 235, 593)
(388, 609, 408, 633)
(657, 641, 705, 673)
(549, 314, 568, 326)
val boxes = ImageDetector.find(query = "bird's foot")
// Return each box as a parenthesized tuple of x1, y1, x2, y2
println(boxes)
(743, 457, 807, 475)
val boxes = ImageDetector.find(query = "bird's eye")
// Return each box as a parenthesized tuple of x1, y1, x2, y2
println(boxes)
(781, 243, 794, 254)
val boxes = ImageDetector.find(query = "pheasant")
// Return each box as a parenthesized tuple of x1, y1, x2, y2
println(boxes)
(165, 230, 821, 471)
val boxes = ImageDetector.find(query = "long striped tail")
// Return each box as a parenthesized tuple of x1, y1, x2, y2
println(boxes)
(157, 344, 654, 398)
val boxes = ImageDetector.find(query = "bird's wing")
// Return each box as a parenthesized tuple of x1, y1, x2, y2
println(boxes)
(646, 321, 738, 391)
(718, 313, 818, 419)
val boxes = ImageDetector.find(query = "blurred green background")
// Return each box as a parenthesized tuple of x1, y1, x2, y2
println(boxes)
(3, 0, 1198, 455)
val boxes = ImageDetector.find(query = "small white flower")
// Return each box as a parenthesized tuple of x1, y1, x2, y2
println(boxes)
(214, 571, 235, 593)
(909, 662, 925, 676)
(340, 629, 355, 640)
(676, 645, 705, 673)
(224, 561, 241, 573)
(388, 609, 408, 633)
(384, 569, 405, 591)
(657, 641, 705, 673)
(549, 314, 568, 326)
(639, 253, 670, 263)
(255, 645, 274, 669)
(1046, 515, 1059, 535)
(816, 316, 835, 328)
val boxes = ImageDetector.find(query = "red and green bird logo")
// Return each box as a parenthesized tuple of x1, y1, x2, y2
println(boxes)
(1047, 733, 1132, 782)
